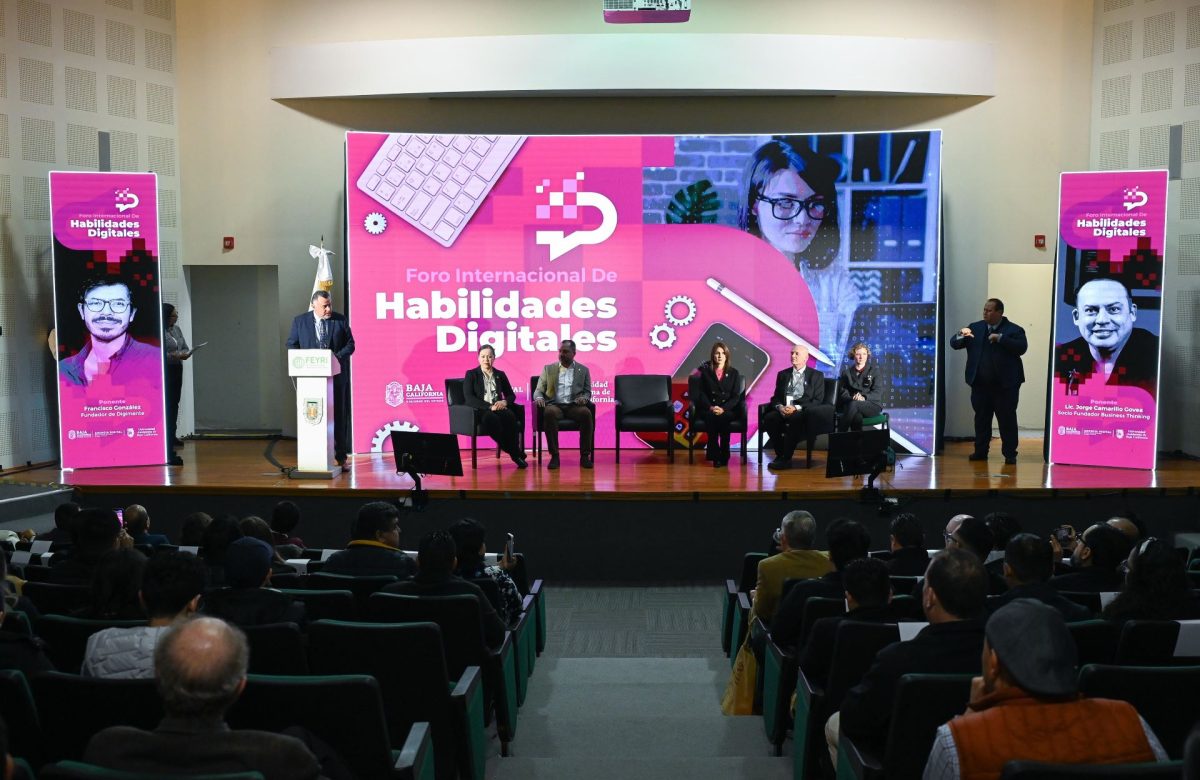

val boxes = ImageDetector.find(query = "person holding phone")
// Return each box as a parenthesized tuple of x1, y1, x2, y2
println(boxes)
(837, 342, 884, 432)
(694, 341, 745, 468)
(462, 345, 526, 469)
(764, 345, 827, 470)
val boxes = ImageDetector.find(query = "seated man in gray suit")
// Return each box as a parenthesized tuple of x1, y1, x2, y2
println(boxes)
(534, 339, 594, 470)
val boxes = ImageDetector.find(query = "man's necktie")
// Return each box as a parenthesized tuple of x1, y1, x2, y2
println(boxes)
(317, 318, 327, 348)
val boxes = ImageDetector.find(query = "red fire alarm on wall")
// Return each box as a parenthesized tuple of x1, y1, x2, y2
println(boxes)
(223, 236, 235, 250)
(1034, 235, 1046, 249)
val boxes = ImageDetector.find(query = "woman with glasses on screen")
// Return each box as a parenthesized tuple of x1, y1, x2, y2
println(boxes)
(738, 139, 858, 360)
(694, 341, 744, 469)
(837, 342, 883, 432)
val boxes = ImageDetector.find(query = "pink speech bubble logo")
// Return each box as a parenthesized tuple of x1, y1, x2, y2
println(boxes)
(534, 172, 617, 261)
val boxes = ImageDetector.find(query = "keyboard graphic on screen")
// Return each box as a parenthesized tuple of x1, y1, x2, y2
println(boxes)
(355, 134, 525, 248)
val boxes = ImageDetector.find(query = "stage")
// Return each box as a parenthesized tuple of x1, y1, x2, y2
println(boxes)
(6, 439, 1200, 582)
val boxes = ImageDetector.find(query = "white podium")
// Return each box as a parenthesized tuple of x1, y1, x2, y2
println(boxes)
(288, 349, 341, 479)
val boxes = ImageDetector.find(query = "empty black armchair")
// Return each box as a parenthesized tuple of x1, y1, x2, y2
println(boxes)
(613, 374, 673, 463)
(445, 378, 525, 469)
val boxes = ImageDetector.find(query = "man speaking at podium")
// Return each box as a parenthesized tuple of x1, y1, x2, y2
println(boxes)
(287, 290, 355, 468)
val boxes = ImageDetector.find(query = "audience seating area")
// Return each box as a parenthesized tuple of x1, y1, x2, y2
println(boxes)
(2, 535, 547, 780)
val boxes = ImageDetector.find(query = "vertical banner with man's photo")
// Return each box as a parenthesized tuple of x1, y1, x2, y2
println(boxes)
(50, 171, 166, 469)
(1049, 170, 1168, 470)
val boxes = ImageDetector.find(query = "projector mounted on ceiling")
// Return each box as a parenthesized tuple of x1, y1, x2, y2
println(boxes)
(603, 0, 692, 24)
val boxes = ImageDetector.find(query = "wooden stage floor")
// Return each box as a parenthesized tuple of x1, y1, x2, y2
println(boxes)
(7, 438, 1200, 502)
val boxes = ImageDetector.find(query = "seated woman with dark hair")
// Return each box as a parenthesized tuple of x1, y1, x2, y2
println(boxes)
(73, 548, 148, 620)
(694, 341, 745, 469)
(448, 518, 522, 628)
(1103, 538, 1200, 623)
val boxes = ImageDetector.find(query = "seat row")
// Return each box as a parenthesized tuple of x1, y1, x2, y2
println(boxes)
(446, 374, 849, 468)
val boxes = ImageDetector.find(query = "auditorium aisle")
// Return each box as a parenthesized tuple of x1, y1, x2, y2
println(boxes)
(490, 586, 790, 779)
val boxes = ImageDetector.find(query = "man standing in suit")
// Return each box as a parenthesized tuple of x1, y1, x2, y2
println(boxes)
(764, 345, 827, 470)
(534, 339, 593, 470)
(950, 298, 1027, 465)
(286, 291, 355, 469)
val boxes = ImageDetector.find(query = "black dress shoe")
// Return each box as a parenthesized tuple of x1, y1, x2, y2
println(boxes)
(1004, 456, 1017, 465)
(581, 456, 593, 469)
(547, 455, 560, 470)
(767, 458, 791, 470)
(168, 454, 184, 466)
(968, 452, 988, 461)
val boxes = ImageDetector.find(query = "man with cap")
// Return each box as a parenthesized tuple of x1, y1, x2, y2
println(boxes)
(201, 537, 305, 628)
(923, 598, 1167, 779)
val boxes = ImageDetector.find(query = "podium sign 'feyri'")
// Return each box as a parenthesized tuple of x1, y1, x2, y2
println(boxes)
(288, 349, 340, 479)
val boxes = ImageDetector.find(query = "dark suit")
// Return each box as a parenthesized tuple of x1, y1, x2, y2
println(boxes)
(1055, 327, 1158, 395)
(286, 310, 355, 462)
(85, 718, 321, 780)
(949, 316, 1027, 459)
(694, 363, 744, 461)
(987, 582, 1093, 623)
(202, 587, 307, 628)
(885, 547, 930, 577)
(1049, 566, 1125, 594)
(463, 366, 521, 457)
(838, 618, 985, 753)
(837, 360, 884, 432)
(763, 365, 828, 462)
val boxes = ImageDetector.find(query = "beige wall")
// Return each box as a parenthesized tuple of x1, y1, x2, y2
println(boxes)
(175, 0, 1094, 438)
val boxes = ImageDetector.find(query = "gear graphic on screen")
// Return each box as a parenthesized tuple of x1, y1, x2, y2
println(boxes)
(363, 212, 388, 235)
(664, 295, 697, 327)
(649, 323, 677, 350)
(370, 419, 419, 453)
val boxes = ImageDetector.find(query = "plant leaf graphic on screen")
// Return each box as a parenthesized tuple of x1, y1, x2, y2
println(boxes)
(534, 173, 618, 261)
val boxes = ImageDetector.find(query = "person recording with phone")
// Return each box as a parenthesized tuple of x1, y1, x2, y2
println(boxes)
(694, 341, 745, 468)
(764, 345, 827, 470)
(462, 345, 527, 469)
(837, 342, 883, 432)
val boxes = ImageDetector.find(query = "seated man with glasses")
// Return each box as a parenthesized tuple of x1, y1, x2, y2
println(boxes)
(60, 276, 161, 387)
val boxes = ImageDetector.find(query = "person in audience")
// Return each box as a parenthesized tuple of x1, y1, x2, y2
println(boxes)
(770, 518, 871, 649)
(922, 599, 1168, 779)
(124, 504, 170, 548)
(74, 548, 148, 620)
(1103, 537, 1200, 624)
(885, 513, 930, 576)
(943, 514, 973, 548)
(322, 501, 416, 579)
(0, 553, 37, 618)
(82, 550, 206, 678)
(830, 548, 988, 763)
(1049, 522, 1132, 593)
(239, 516, 298, 576)
(448, 518, 522, 628)
(981, 512, 1020, 576)
(0, 582, 55, 677)
(202, 537, 305, 628)
(948, 516, 1006, 595)
(200, 515, 243, 588)
(270, 500, 305, 550)
(83, 616, 322, 779)
(179, 512, 213, 547)
(749, 510, 833, 630)
(37, 501, 80, 545)
(1107, 513, 1146, 542)
(987, 534, 1091, 622)
(799, 558, 908, 689)
(46, 508, 131, 584)
(383, 530, 506, 649)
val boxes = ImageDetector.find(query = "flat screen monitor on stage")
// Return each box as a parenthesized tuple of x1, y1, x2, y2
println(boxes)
(389, 431, 464, 477)
(825, 428, 891, 480)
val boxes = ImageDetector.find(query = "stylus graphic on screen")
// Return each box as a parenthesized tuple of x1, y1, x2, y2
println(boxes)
(705, 277, 834, 366)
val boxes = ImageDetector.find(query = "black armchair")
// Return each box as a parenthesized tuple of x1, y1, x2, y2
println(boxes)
(445, 378, 525, 469)
(529, 375, 595, 462)
(756, 377, 837, 469)
(687, 373, 747, 464)
(613, 374, 673, 463)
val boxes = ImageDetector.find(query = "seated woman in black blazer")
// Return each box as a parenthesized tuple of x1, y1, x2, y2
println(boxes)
(837, 341, 884, 431)
(463, 345, 527, 468)
(695, 341, 745, 468)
